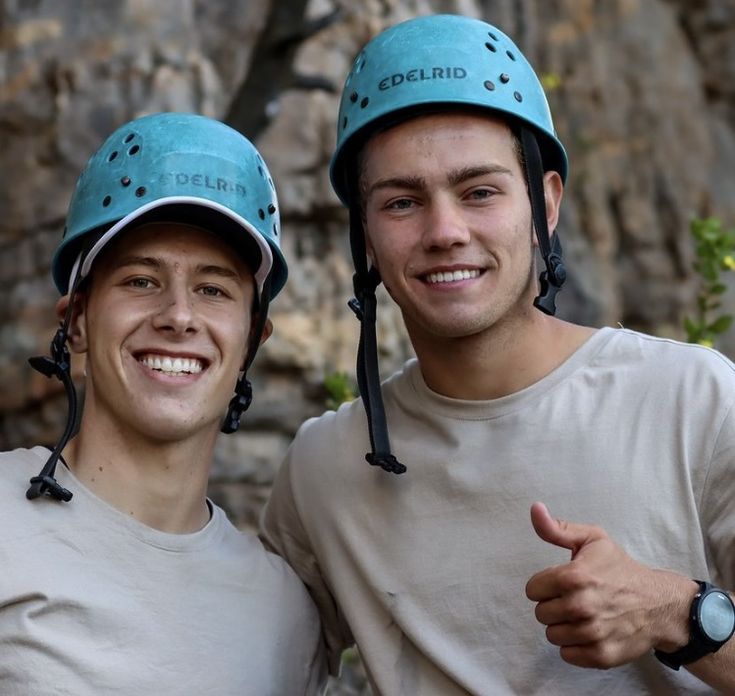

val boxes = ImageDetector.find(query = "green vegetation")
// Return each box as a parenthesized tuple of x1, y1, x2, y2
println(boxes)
(324, 371, 357, 410)
(683, 217, 735, 348)
(540, 71, 562, 92)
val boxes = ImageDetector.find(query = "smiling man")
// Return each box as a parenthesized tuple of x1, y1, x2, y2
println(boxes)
(261, 14, 735, 695)
(0, 113, 325, 695)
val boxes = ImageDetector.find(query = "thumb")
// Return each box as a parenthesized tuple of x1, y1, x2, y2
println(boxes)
(530, 502, 604, 558)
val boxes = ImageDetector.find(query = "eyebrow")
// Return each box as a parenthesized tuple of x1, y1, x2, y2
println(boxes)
(366, 164, 513, 199)
(110, 256, 242, 281)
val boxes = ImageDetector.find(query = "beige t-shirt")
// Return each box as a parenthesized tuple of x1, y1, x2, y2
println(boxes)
(0, 447, 326, 696)
(262, 327, 735, 695)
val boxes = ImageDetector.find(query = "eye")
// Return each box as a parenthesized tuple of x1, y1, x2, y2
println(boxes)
(198, 285, 226, 298)
(466, 187, 496, 201)
(385, 197, 416, 211)
(127, 277, 154, 289)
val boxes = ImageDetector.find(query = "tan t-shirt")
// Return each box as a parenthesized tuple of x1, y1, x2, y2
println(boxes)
(0, 447, 326, 696)
(261, 327, 735, 695)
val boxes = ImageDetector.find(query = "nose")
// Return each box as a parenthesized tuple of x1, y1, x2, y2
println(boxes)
(422, 198, 471, 250)
(152, 283, 200, 336)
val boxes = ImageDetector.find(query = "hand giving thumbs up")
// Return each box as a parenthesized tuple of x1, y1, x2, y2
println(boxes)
(525, 502, 696, 669)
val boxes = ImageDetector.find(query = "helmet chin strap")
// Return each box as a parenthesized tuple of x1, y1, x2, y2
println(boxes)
(221, 275, 272, 434)
(26, 279, 82, 502)
(520, 127, 566, 316)
(346, 173, 406, 476)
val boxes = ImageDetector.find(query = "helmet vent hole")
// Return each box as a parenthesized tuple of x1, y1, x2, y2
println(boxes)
(108, 151, 118, 162)
(124, 133, 135, 143)
(360, 97, 369, 108)
(514, 91, 523, 102)
(506, 50, 516, 61)
(273, 223, 278, 236)
(128, 144, 140, 155)
(500, 73, 510, 84)
(258, 209, 265, 220)
(121, 176, 131, 187)
(484, 42, 497, 53)
(350, 92, 358, 103)
(135, 186, 146, 197)
(268, 203, 276, 214)
(484, 80, 495, 91)
(268, 177, 274, 190)
(258, 165, 264, 177)
(342, 116, 348, 130)
(102, 195, 112, 207)
(488, 31, 498, 41)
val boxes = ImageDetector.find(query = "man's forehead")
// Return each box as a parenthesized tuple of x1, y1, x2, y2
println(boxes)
(95, 222, 250, 274)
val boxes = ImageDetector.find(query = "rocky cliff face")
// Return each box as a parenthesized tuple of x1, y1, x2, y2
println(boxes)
(2, 0, 733, 691)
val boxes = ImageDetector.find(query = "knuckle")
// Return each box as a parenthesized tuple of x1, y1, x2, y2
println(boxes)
(565, 594, 596, 621)
(558, 566, 589, 591)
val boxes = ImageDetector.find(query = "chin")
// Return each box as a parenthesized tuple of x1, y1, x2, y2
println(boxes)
(133, 413, 219, 443)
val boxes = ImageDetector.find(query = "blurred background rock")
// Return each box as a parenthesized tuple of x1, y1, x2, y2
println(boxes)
(2, 0, 734, 692)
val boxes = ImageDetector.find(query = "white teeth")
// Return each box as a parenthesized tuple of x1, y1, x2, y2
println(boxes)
(139, 355, 203, 375)
(426, 269, 480, 284)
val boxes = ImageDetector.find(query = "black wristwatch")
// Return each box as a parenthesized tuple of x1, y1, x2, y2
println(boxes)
(655, 580, 735, 670)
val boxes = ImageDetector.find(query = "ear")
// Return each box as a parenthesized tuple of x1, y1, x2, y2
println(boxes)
(240, 317, 273, 370)
(543, 170, 564, 235)
(259, 318, 273, 346)
(55, 293, 88, 354)
(364, 231, 377, 269)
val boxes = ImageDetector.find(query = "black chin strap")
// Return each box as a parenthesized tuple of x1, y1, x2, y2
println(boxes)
(520, 127, 566, 316)
(346, 176, 406, 475)
(26, 289, 79, 502)
(221, 275, 272, 434)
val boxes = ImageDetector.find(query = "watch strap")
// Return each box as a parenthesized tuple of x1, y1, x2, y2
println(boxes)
(654, 581, 733, 670)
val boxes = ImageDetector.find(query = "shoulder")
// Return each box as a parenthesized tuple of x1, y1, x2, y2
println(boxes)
(0, 446, 49, 492)
(601, 327, 735, 375)
(211, 504, 315, 599)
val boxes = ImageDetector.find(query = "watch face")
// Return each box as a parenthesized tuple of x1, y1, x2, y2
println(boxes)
(699, 591, 735, 643)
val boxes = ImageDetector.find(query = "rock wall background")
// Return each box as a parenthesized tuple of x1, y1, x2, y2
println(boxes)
(2, 0, 735, 692)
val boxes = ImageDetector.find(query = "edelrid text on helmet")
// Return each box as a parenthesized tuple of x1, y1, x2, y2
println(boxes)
(329, 14, 568, 204)
(53, 112, 287, 301)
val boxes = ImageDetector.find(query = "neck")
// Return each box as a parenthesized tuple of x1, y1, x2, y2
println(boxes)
(63, 415, 216, 534)
(409, 311, 596, 400)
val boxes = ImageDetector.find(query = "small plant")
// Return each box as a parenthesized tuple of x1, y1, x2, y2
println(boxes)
(324, 371, 357, 410)
(540, 71, 562, 92)
(683, 216, 735, 347)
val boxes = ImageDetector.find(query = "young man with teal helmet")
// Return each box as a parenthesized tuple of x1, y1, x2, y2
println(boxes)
(262, 15, 735, 694)
(0, 113, 326, 694)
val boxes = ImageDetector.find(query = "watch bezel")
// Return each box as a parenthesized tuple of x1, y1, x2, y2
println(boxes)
(695, 586, 735, 644)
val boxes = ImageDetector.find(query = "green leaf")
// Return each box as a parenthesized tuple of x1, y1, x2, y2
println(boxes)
(707, 315, 733, 334)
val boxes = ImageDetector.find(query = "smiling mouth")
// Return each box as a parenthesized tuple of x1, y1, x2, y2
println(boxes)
(138, 354, 205, 375)
(425, 268, 481, 284)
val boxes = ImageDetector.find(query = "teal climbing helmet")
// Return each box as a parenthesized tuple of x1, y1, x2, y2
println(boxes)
(53, 112, 287, 300)
(330, 14, 568, 203)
